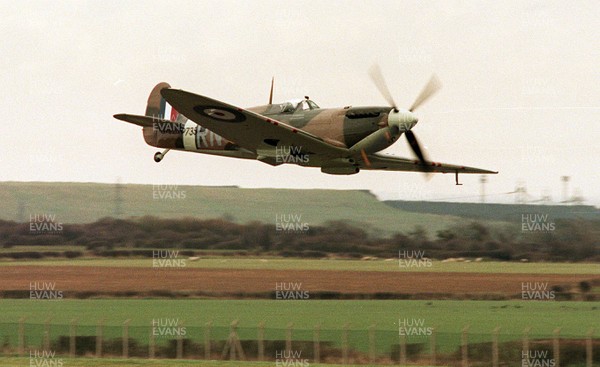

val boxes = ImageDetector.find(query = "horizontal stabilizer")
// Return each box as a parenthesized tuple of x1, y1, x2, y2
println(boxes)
(113, 114, 160, 127)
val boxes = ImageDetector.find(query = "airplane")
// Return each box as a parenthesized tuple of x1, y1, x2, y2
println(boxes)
(114, 67, 497, 184)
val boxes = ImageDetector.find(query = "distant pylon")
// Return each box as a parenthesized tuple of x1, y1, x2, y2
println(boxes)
(114, 177, 124, 217)
(540, 189, 552, 204)
(17, 199, 25, 222)
(479, 176, 487, 203)
(515, 181, 527, 204)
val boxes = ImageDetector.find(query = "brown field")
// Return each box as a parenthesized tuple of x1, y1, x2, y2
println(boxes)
(1, 266, 597, 299)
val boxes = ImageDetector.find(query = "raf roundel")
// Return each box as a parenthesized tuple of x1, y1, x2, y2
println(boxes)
(193, 105, 246, 123)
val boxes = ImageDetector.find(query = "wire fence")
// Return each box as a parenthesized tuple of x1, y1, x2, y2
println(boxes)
(0, 320, 597, 366)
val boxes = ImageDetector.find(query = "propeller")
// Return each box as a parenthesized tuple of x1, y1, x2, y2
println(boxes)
(368, 64, 398, 112)
(369, 64, 441, 174)
(409, 74, 441, 112)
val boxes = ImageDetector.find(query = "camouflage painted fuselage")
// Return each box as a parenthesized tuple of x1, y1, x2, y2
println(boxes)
(144, 102, 393, 167)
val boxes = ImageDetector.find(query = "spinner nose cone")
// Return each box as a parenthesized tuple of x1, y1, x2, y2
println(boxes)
(406, 111, 419, 127)
(389, 109, 419, 132)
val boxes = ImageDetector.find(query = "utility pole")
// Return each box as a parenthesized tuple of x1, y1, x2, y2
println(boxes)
(561, 176, 570, 203)
(479, 176, 487, 203)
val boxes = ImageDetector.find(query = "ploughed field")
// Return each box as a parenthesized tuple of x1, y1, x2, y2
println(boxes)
(0, 263, 597, 299)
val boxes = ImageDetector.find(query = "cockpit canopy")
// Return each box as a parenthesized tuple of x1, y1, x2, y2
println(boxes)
(266, 97, 320, 114)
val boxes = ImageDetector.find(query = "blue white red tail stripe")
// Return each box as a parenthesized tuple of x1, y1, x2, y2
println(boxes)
(159, 97, 179, 121)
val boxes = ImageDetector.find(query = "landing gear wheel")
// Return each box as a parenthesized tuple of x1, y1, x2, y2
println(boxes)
(153, 148, 170, 163)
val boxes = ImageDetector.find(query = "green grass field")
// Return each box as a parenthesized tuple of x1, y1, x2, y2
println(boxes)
(2, 299, 595, 335)
(1, 257, 598, 274)
(0, 299, 597, 354)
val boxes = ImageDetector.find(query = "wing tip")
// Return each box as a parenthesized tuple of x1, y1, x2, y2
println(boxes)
(469, 169, 498, 175)
(160, 87, 180, 99)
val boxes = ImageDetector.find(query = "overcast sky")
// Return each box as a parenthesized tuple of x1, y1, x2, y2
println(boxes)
(1, 0, 599, 205)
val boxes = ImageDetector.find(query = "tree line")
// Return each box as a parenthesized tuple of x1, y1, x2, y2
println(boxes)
(0, 217, 598, 262)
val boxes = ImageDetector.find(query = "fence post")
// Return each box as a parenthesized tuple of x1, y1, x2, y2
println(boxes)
(492, 327, 500, 367)
(430, 327, 436, 366)
(229, 320, 236, 360)
(553, 328, 560, 367)
(234, 320, 245, 360)
(286, 322, 293, 353)
(18, 317, 25, 357)
(176, 320, 184, 359)
(523, 327, 531, 358)
(399, 331, 406, 366)
(149, 320, 155, 359)
(122, 319, 130, 359)
(461, 326, 469, 367)
(221, 319, 245, 361)
(368, 323, 376, 364)
(258, 321, 264, 361)
(43, 318, 51, 352)
(342, 323, 349, 365)
(204, 321, 212, 360)
(96, 319, 103, 358)
(586, 328, 594, 367)
(69, 318, 77, 358)
(314, 324, 321, 364)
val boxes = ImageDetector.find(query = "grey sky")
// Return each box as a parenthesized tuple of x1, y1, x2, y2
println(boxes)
(1, 0, 598, 204)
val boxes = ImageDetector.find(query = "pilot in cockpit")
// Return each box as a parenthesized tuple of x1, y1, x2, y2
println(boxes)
(279, 97, 320, 113)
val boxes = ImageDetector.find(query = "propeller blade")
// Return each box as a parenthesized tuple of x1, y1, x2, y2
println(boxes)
(369, 64, 398, 111)
(405, 130, 428, 165)
(409, 74, 442, 112)
(405, 130, 433, 179)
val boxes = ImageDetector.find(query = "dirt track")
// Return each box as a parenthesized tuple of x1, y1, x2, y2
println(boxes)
(1, 266, 596, 298)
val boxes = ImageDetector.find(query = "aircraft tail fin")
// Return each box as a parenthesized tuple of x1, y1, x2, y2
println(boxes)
(145, 82, 186, 123)
(113, 82, 188, 147)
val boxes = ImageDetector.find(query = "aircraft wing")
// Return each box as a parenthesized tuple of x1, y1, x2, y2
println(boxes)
(361, 153, 498, 174)
(161, 89, 349, 159)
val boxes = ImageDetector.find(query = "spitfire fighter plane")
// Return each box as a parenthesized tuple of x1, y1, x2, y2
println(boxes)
(115, 67, 496, 183)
